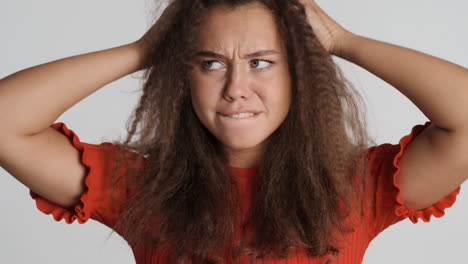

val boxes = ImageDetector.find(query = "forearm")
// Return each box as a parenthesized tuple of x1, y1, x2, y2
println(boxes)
(0, 42, 145, 136)
(337, 33, 468, 132)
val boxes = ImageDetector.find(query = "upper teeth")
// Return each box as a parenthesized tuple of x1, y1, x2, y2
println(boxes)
(228, 113, 255, 119)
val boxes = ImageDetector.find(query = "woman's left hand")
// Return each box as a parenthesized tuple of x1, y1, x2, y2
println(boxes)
(298, 0, 353, 56)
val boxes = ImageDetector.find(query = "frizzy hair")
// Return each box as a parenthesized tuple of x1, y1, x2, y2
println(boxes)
(104, 0, 377, 263)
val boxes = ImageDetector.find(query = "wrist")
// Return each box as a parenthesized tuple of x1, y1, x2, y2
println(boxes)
(332, 32, 361, 60)
(130, 41, 150, 70)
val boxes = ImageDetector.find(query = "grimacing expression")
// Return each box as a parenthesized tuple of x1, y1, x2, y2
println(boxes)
(189, 2, 292, 167)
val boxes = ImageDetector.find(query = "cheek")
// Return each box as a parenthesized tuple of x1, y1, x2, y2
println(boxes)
(261, 66, 292, 106)
(264, 82, 291, 108)
(190, 83, 218, 117)
(277, 74, 292, 109)
(190, 73, 205, 105)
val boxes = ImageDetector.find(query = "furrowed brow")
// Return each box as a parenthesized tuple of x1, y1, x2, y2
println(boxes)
(194, 49, 279, 60)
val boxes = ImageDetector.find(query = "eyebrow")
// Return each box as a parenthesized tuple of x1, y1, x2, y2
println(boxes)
(194, 49, 280, 60)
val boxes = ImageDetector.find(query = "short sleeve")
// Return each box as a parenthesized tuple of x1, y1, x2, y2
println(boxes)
(29, 122, 140, 229)
(364, 121, 461, 238)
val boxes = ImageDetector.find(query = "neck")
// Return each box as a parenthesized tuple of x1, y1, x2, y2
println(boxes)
(226, 143, 262, 168)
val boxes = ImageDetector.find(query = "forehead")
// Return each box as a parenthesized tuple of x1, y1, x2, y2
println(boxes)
(195, 2, 284, 52)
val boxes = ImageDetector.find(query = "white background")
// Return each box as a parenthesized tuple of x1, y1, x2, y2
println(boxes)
(1, 0, 467, 263)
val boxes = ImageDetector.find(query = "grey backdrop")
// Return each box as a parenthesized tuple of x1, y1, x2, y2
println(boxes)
(1, 0, 467, 263)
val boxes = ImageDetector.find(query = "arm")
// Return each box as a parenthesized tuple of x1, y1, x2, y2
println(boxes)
(0, 8, 164, 208)
(0, 42, 146, 208)
(337, 34, 468, 210)
(0, 1, 182, 210)
(337, 34, 468, 133)
(301, 0, 468, 210)
(0, 42, 145, 137)
(0, 0, 184, 137)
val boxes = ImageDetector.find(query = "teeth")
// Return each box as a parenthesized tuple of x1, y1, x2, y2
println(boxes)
(228, 112, 255, 119)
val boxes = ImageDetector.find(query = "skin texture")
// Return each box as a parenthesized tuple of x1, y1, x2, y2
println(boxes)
(189, 3, 292, 169)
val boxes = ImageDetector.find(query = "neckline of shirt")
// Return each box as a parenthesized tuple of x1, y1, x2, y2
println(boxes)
(227, 166, 259, 178)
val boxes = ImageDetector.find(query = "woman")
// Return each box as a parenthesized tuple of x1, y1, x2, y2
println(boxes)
(0, 0, 466, 263)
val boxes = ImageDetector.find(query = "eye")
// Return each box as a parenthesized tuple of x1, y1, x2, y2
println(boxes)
(250, 59, 273, 69)
(200, 59, 274, 71)
(201, 60, 224, 71)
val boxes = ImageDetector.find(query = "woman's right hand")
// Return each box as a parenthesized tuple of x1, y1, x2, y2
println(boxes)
(134, 0, 184, 69)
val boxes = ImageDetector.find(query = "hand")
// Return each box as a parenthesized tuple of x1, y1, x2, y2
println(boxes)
(135, 0, 183, 68)
(298, 0, 353, 56)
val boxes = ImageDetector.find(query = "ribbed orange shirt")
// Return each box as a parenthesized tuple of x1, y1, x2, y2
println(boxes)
(30, 121, 461, 263)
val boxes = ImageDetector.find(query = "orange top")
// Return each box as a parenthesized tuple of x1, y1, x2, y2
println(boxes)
(30, 121, 461, 264)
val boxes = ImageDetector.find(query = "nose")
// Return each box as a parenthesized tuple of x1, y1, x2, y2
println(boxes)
(223, 62, 252, 102)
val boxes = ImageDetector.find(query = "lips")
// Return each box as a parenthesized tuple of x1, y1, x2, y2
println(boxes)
(220, 110, 262, 116)
(216, 112, 261, 129)
(218, 112, 261, 120)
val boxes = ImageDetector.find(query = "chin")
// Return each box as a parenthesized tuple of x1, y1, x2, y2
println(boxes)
(220, 137, 265, 152)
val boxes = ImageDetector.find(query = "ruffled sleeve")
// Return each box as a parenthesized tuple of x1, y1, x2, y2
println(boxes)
(29, 122, 140, 229)
(364, 121, 462, 238)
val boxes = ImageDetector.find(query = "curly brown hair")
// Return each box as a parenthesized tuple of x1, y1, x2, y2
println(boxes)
(105, 0, 377, 263)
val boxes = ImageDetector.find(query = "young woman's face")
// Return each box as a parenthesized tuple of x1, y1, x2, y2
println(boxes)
(189, 2, 292, 168)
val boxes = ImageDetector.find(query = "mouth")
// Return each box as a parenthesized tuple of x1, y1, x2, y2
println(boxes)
(218, 112, 261, 119)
